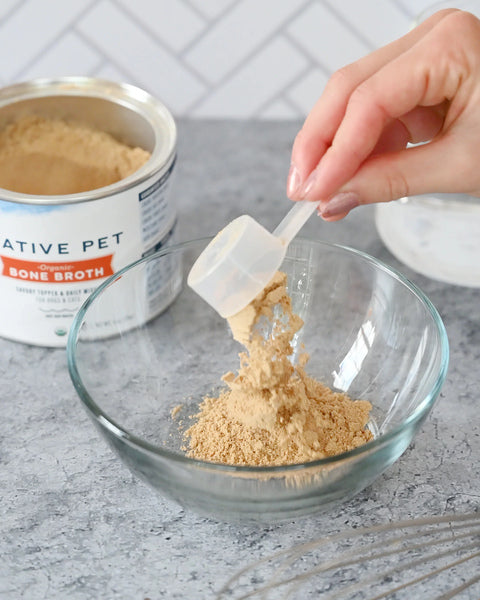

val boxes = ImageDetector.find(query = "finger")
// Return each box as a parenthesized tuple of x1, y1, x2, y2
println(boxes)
(372, 104, 448, 155)
(398, 102, 449, 144)
(319, 130, 479, 220)
(300, 10, 476, 203)
(287, 8, 458, 198)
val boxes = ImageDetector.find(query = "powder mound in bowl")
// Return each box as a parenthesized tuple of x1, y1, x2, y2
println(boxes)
(0, 115, 151, 195)
(184, 271, 373, 467)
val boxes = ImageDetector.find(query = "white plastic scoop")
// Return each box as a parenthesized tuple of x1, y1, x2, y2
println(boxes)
(187, 200, 318, 317)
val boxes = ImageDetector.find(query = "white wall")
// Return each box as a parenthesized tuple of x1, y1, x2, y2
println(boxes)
(0, 1, 445, 118)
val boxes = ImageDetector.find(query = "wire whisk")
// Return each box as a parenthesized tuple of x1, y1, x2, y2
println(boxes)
(216, 512, 480, 599)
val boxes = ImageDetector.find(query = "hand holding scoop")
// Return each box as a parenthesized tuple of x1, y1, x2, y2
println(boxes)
(187, 200, 319, 317)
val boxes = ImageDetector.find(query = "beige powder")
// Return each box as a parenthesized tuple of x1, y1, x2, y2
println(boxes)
(0, 115, 151, 195)
(185, 271, 373, 466)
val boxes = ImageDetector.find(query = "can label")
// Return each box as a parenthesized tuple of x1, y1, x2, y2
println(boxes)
(0, 160, 177, 346)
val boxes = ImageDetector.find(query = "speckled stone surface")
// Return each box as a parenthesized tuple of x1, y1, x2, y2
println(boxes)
(1, 119, 479, 599)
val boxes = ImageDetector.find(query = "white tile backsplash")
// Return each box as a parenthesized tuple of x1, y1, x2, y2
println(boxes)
(258, 98, 302, 119)
(395, 0, 444, 18)
(0, 1, 88, 81)
(0, 0, 441, 118)
(0, 0, 24, 22)
(116, 0, 206, 53)
(324, 0, 411, 48)
(186, 0, 238, 20)
(78, 0, 206, 112)
(286, 67, 330, 115)
(19, 31, 102, 82)
(288, 3, 371, 73)
(191, 36, 309, 117)
(183, 0, 305, 84)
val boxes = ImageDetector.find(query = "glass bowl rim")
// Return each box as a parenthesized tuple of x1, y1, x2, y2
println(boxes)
(67, 237, 449, 474)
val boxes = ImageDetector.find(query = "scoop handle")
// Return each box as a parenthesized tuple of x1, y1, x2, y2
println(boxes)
(273, 200, 319, 244)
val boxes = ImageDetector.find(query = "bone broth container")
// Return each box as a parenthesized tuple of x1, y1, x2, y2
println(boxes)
(0, 78, 179, 346)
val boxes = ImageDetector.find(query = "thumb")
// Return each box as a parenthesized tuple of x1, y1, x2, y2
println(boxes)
(319, 135, 477, 220)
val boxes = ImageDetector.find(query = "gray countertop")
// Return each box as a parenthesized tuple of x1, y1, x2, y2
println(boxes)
(2, 119, 479, 599)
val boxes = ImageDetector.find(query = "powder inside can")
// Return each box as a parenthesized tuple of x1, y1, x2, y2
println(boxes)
(0, 115, 151, 195)
(183, 271, 373, 467)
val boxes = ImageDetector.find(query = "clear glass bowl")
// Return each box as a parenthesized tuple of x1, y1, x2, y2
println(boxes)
(67, 239, 449, 522)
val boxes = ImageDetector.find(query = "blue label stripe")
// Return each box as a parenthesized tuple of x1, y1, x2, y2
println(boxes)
(139, 155, 176, 202)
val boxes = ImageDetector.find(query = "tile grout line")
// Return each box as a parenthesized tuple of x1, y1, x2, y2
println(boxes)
(282, 29, 332, 80)
(181, 0, 314, 116)
(110, 0, 210, 88)
(178, 0, 259, 59)
(0, 0, 27, 26)
(322, 0, 376, 52)
(85, 56, 112, 79)
(74, 26, 202, 116)
(177, 0, 211, 21)
(180, 0, 315, 87)
(0, 0, 416, 118)
(391, 0, 415, 20)
(74, 27, 155, 94)
(178, 0, 236, 30)
(252, 63, 313, 120)
(281, 95, 307, 119)
(11, 0, 99, 83)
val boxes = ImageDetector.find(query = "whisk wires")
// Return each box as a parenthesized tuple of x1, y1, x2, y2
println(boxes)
(216, 512, 480, 600)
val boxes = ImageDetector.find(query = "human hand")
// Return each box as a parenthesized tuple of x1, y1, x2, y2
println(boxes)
(287, 9, 480, 220)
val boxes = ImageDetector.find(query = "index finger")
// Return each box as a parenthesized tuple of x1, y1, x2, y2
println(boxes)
(288, 8, 458, 197)
(298, 9, 475, 202)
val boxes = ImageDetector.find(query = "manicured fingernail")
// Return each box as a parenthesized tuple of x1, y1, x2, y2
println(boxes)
(299, 169, 317, 199)
(321, 192, 360, 218)
(287, 163, 301, 197)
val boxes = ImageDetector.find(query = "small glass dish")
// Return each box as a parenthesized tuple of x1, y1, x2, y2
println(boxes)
(67, 238, 449, 522)
(376, 194, 480, 287)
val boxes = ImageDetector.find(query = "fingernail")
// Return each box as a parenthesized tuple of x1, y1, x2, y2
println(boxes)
(299, 169, 317, 199)
(287, 164, 301, 197)
(321, 192, 360, 218)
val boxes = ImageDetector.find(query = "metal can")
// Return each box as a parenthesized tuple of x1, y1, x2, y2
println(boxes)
(0, 77, 178, 347)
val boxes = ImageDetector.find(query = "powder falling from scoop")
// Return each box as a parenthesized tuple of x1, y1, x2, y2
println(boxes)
(184, 271, 373, 466)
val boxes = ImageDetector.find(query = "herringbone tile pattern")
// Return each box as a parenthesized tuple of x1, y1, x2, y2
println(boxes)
(0, 1, 439, 118)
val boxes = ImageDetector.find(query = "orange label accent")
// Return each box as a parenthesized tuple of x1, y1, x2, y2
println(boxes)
(0, 255, 114, 283)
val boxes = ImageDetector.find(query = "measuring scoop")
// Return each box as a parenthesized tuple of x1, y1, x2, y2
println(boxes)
(187, 200, 319, 318)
